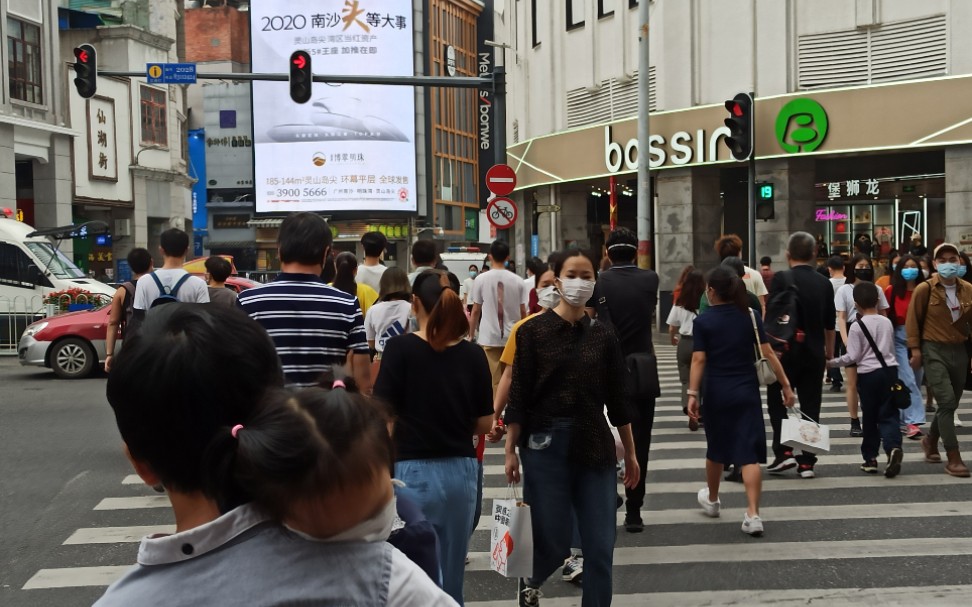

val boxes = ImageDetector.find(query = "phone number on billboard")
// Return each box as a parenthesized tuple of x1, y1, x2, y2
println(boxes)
(273, 188, 329, 197)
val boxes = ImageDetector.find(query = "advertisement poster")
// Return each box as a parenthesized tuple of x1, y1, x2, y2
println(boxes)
(250, 0, 417, 214)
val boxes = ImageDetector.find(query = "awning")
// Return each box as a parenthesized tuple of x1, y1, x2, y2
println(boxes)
(27, 220, 109, 240)
(247, 218, 285, 228)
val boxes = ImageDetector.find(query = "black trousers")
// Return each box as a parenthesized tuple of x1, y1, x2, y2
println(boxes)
(624, 398, 656, 516)
(767, 355, 825, 466)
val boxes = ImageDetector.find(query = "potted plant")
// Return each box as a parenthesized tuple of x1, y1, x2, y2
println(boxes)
(44, 288, 100, 314)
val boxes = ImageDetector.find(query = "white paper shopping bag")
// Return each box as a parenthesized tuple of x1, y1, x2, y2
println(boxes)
(490, 485, 533, 578)
(781, 407, 831, 454)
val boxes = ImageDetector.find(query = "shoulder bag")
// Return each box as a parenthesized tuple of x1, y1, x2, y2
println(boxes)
(856, 318, 911, 410)
(597, 294, 661, 399)
(749, 309, 778, 386)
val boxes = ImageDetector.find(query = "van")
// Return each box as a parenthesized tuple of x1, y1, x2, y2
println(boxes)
(0, 216, 115, 348)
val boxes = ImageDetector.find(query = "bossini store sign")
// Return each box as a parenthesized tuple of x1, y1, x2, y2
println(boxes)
(507, 74, 972, 191)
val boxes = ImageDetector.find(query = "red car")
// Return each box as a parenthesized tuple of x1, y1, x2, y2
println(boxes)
(17, 276, 259, 379)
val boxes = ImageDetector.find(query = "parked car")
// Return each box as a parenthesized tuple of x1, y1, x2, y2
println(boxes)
(17, 275, 258, 379)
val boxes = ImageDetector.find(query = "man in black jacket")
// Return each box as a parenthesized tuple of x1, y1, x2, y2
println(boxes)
(766, 232, 836, 479)
(592, 227, 659, 532)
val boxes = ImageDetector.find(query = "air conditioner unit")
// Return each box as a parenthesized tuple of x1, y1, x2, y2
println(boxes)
(115, 218, 131, 237)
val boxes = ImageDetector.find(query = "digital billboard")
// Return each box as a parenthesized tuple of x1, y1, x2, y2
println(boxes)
(250, 0, 417, 214)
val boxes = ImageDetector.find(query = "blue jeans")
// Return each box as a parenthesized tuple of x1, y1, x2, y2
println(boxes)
(521, 423, 616, 607)
(893, 325, 925, 425)
(395, 457, 478, 606)
(857, 368, 903, 461)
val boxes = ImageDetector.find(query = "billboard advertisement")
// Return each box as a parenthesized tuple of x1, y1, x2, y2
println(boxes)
(250, 0, 417, 214)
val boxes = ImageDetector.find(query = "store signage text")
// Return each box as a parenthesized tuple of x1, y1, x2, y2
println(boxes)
(824, 179, 881, 199)
(604, 125, 731, 173)
(815, 209, 848, 222)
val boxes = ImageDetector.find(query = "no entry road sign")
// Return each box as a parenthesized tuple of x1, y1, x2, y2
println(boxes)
(485, 164, 517, 197)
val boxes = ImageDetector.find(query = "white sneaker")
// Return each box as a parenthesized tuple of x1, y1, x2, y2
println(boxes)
(742, 514, 764, 536)
(697, 488, 721, 518)
(956, 415, 964, 428)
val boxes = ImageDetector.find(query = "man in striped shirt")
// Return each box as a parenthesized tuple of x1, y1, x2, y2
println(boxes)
(239, 213, 370, 390)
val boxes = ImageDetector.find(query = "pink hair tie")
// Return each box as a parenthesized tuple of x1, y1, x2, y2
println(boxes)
(231, 424, 244, 439)
(332, 380, 346, 390)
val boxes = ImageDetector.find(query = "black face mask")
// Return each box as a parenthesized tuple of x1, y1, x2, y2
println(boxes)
(855, 268, 874, 282)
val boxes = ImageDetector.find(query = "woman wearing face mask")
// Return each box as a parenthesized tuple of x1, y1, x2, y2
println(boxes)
(374, 270, 493, 605)
(875, 252, 901, 290)
(884, 255, 928, 440)
(835, 254, 891, 438)
(461, 264, 478, 311)
(504, 249, 640, 607)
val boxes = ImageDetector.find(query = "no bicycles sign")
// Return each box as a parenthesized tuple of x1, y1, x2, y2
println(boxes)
(487, 197, 518, 230)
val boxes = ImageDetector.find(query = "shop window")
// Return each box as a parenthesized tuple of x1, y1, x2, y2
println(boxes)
(598, 0, 614, 19)
(567, 0, 585, 32)
(7, 17, 43, 104)
(0, 243, 33, 289)
(140, 86, 168, 146)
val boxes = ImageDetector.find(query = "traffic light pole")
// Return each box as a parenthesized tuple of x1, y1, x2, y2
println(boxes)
(748, 91, 756, 267)
(636, 0, 652, 270)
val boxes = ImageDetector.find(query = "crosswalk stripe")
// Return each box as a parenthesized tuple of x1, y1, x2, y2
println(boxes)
(94, 496, 169, 510)
(462, 536, 972, 572)
(473, 500, 972, 531)
(22, 566, 132, 590)
(465, 585, 972, 607)
(63, 525, 175, 545)
(481, 471, 967, 498)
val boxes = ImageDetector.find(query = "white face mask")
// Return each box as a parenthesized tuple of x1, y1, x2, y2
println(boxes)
(537, 285, 561, 309)
(557, 278, 596, 307)
(922, 269, 931, 279)
(327, 495, 398, 543)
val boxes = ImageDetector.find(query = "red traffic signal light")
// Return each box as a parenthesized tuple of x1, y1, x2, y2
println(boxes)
(289, 50, 312, 104)
(723, 93, 753, 161)
(73, 44, 97, 99)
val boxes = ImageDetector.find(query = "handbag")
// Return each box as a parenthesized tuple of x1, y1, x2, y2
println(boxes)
(749, 309, 778, 386)
(856, 318, 911, 410)
(596, 294, 661, 399)
(781, 406, 831, 454)
(489, 484, 533, 578)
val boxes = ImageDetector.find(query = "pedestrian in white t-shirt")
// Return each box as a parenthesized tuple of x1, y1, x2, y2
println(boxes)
(356, 231, 388, 293)
(133, 228, 209, 313)
(714, 234, 768, 312)
(469, 241, 526, 391)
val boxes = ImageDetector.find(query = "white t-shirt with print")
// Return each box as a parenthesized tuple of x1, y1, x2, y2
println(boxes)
(364, 300, 412, 353)
(834, 282, 889, 324)
(471, 269, 525, 347)
(742, 265, 768, 298)
(133, 269, 209, 310)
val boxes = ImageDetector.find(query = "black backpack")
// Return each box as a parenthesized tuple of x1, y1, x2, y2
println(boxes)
(763, 270, 806, 359)
(148, 272, 191, 308)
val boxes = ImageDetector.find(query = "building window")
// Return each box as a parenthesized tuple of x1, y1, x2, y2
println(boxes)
(531, 0, 540, 47)
(140, 86, 168, 146)
(629, 0, 639, 8)
(598, 0, 615, 19)
(7, 17, 43, 104)
(567, 0, 586, 31)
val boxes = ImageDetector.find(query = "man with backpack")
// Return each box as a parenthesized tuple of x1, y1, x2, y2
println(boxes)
(764, 232, 836, 479)
(104, 248, 153, 372)
(131, 228, 210, 325)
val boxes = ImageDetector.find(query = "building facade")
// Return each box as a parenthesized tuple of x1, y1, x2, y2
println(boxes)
(499, 0, 972, 295)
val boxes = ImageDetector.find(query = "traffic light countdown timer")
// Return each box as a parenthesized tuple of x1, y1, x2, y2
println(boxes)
(756, 181, 775, 220)
(73, 44, 97, 99)
(289, 50, 312, 104)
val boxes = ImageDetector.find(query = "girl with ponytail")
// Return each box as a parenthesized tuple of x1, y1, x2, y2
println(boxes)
(374, 269, 494, 605)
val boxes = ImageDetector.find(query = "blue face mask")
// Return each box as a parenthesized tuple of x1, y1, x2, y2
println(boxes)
(470, 270, 478, 277)
(938, 262, 961, 279)
(900, 268, 919, 281)
(961, 266, 969, 279)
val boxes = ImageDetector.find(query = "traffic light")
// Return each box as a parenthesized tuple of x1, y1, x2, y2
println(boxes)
(289, 50, 312, 104)
(756, 181, 775, 220)
(724, 92, 753, 161)
(73, 44, 97, 99)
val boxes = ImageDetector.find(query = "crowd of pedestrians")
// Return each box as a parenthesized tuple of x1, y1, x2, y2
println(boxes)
(96, 213, 972, 607)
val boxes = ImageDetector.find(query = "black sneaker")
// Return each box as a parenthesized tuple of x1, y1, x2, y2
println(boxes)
(624, 514, 644, 533)
(724, 466, 743, 483)
(798, 464, 816, 479)
(518, 579, 542, 607)
(850, 419, 864, 438)
(561, 556, 583, 583)
(767, 454, 797, 474)
(885, 447, 904, 478)
(860, 459, 879, 474)
(829, 383, 843, 392)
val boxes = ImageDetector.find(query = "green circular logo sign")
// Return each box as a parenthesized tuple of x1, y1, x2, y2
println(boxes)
(775, 98, 829, 154)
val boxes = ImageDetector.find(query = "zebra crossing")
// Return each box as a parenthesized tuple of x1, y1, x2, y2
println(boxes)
(17, 345, 972, 606)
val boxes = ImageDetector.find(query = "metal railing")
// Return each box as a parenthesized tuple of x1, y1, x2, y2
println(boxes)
(0, 295, 44, 356)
